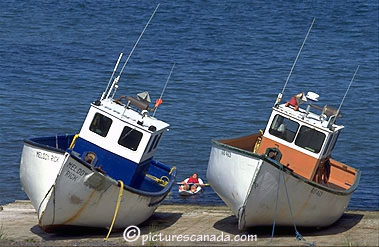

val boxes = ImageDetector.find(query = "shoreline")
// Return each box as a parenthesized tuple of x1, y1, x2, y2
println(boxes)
(1, 200, 378, 212)
(0, 200, 378, 246)
(163, 202, 379, 212)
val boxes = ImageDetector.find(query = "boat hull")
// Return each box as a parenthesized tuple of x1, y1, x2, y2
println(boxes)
(20, 141, 65, 217)
(206, 144, 262, 217)
(207, 140, 360, 230)
(20, 137, 175, 229)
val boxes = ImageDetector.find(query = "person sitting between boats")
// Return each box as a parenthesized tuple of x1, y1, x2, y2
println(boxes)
(179, 173, 200, 193)
(285, 92, 306, 111)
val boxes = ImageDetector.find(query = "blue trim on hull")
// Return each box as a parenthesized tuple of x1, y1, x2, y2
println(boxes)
(24, 135, 176, 196)
(24, 134, 75, 154)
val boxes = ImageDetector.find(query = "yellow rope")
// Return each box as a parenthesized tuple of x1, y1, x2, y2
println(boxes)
(145, 166, 175, 187)
(146, 174, 169, 186)
(104, 180, 124, 241)
(69, 134, 79, 149)
(169, 166, 176, 175)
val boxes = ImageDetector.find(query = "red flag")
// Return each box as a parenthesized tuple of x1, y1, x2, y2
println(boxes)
(155, 98, 163, 107)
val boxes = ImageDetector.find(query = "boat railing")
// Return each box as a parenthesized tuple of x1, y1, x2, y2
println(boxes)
(114, 95, 155, 113)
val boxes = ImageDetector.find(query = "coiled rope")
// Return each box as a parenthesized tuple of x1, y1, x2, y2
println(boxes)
(145, 166, 176, 187)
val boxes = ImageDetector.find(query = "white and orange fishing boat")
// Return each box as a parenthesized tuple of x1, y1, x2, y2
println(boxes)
(206, 21, 360, 230)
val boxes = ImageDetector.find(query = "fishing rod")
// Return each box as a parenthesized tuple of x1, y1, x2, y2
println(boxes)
(153, 63, 176, 117)
(332, 65, 359, 124)
(275, 18, 316, 106)
(104, 3, 160, 100)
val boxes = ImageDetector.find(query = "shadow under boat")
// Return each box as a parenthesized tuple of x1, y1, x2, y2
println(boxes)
(30, 211, 183, 240)
(213, 212, 364, 237)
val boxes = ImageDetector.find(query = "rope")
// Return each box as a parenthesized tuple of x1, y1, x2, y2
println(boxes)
(145, 166, 175, 187)
(270, 164, 282, 242)
(169, 166, 176, 175)
(281, 170, 305, 241)
(104, 180, 124, 241)
(146, 174, 169, 186)
(270, 164, 306, 243)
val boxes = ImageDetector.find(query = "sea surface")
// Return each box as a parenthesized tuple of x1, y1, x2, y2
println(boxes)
(0, 0, 378, 210)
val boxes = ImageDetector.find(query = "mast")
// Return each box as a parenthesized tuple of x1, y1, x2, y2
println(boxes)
(153, 63, 176, 117)
(275, 18, 316, 106)
(330, 65, 359, 126)
(101, 53, 123, 100)
(103, 4, 160, 100)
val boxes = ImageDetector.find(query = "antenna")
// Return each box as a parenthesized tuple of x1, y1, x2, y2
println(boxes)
(332, 65, 359, 124)
(275, 18, 316, 106)
(105, 3, 160, 99)
(101, 52, 123, 100)
(153, 63, 176, 117)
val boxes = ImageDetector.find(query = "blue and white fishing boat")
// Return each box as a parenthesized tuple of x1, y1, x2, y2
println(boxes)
(19, 6, 176, 232)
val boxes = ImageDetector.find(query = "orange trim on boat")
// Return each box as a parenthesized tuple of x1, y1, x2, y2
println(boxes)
(257, 136, 357, 190)
(328, 159, 356, 189)
(257, 137, 318, 180)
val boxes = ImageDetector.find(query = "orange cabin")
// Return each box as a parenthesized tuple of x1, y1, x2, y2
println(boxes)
(254, 100, 357, 190)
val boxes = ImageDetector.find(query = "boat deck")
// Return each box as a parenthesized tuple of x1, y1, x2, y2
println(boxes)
(217, 133, 357, 192)
(0, 200, 377, 246)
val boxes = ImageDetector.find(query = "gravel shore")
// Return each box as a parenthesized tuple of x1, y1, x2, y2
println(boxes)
(0, 200, 378, 246)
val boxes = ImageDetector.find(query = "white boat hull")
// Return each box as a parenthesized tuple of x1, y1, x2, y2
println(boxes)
(20, 142, 64, 217)
(206, 146, 262, 217)
(207, 140, 360, 230)
(40, 154, 162, 229)
(20, 138, 173, 229)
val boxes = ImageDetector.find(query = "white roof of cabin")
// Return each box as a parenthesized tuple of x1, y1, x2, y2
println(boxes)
(95, 98, 170, 132)
(274, 103, 344, 133)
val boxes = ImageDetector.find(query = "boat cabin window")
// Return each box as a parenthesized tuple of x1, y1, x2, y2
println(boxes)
(295, 126, 325, 153)
(322, 131, 340, 156)
(322, 136, 333, 156)
(89, 113, 112, 137)
(145, 136, 155, 154)
(152, 133, 163, 150)
(269, 115, 299, 142)
(118, 126, 143, 151)
(146, 132, 163, 154)
(329, 131, 340, 153)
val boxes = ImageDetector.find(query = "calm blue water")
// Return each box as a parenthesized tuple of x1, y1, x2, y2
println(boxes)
(0, 1, 378, 210)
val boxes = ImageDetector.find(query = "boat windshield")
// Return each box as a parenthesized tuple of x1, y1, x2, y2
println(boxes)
(118, 126, 143, 151)
(269, 114, 299, 142)
(269, 114, 326, 154)
(295, 126, 326, 153)
(89, 113, 112, 137)
(322, 130, 340, 156)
